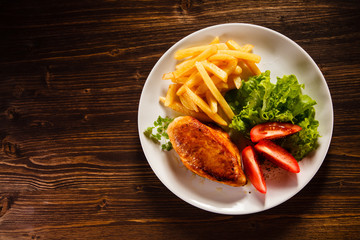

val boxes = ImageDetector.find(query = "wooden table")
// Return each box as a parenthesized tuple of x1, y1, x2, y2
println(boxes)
(1, 1, 359, 239)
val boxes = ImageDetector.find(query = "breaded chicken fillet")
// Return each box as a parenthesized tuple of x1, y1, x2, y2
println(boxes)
(167, 116, 247, 187)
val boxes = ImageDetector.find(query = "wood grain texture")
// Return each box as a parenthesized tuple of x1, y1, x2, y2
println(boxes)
(0, 0, 359, 239)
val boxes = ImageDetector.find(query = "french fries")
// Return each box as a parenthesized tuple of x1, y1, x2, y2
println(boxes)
(161, 37, 262, 126)
(195, 61, 235, 120)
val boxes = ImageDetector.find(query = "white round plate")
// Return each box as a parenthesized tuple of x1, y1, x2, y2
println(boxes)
(138, 23, 333, 215)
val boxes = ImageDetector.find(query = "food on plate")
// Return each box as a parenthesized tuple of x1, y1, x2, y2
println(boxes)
(250, 122, 302, 143)
(160, 37, 261, 126)
(167, 116, 247, 187)
(254, 140, 300, 173)
(242, 146, 267, 193)
(243, 123, 303, 193)
(143, 116, 174, 151)
(143, 36, 319, 194)
(225, 70, 319, 160)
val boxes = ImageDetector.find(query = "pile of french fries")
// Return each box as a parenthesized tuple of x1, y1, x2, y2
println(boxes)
(159, 37, 262, 126)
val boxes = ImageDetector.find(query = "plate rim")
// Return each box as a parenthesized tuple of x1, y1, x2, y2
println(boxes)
(137, 23, 334, 215)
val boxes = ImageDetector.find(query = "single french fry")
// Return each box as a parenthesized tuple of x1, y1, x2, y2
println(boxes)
(245, 60, 261, 75)
(211, 75, 224, 84)
(206, 91, 217, 113)
(216, 43, 229, 50)
(208, 53, 237, 63)
(226, 39, 242, 50)
(164, 84, 179, 107)
(171, 77, 189, 84)
(184, 86, 227, 126)
(233, 75, 242, 89)
(195, 61, 235, 120)
(175, 56, 195, 70)
(174, 46, 208, 60)
(163, 73, 188, 84)
(174, 43, 227, 60)
(217, 50, 261, 63)
(176, 86, 186, 96)
(233, 65, 242, 75)
(173, 45, 217, 78)
(180, 92, 199, 112)
(240, 44, 254, 53)
(226, 40, 254, 53)
(208, 60, 224, 67)
(162, 72, 175, 80)
(237, 60, 255, 80)
(159, 97, 212, 122)
(201, 60, 228, 82)
(210, 36, 220, 44)
(179, 95, 193, 111)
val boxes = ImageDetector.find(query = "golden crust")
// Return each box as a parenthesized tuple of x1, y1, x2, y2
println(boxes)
(167, 116, 247, 187)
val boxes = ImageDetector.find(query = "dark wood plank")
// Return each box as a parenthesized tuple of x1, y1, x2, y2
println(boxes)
(0, 0, 359, 239)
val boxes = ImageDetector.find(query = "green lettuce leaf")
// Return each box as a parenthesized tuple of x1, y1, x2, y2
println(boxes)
(225, 71, 319, 160)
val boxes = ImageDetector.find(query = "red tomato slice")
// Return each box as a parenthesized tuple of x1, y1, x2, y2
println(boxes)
(250, 122, 302, 142)
(254, 140, 300, 173)
(242, 146, 267, 194)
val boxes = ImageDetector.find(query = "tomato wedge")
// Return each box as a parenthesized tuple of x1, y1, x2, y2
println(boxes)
(250, 122, 302, 142)
(242, 146, 267, 194)
(254, 140, 300, 173)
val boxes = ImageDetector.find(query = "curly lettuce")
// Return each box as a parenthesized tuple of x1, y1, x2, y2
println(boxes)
(225, 71, 319, 160)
